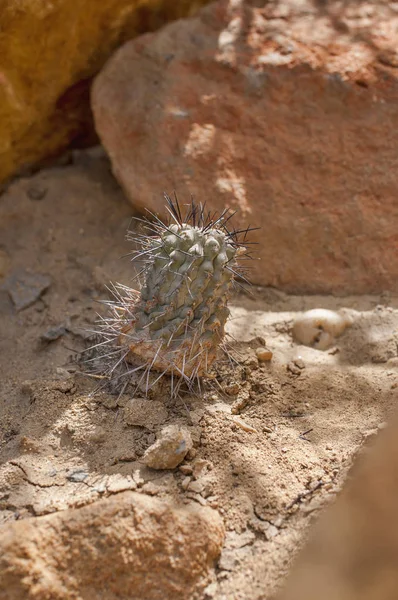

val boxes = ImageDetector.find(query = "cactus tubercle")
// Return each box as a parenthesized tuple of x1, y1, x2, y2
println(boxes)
(93, 194, 256, 395)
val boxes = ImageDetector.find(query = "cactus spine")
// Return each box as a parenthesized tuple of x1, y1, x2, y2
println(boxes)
(95, 195, 253, 396)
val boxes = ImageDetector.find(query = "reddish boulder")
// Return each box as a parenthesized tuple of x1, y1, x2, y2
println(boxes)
(93, 0, 398, 294)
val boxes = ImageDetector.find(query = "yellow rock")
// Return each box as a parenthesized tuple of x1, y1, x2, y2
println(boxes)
(0, 0, 209, 184)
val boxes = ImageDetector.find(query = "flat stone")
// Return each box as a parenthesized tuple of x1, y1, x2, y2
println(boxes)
(3, 270, 51, 311)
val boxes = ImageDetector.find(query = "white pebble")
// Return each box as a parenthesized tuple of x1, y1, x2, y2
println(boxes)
(293, 308, 354, 350)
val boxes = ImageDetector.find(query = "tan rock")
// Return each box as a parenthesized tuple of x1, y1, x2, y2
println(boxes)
(0, 491, 224, 600)
(143, 425, 193, 469)
(93, 0, 398, 294)
(255, 347, 273, 362)
(0, 0, 209, 185)
(279, 417, 398, 600)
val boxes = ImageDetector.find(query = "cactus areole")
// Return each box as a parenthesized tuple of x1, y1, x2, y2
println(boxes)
(98, 194, 255, 393)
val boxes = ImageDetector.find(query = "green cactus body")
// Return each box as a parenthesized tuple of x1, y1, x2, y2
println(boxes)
(119, 220, 241, 379)
(95, 195, 254, 394)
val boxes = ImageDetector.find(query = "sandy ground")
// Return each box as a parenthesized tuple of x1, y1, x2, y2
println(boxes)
(1, 149, 398, 599)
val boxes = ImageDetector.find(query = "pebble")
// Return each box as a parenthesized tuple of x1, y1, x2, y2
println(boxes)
(181, 476, 191, 490)
(143, 425, 193, 470)
(187, 480, 205, 494)
(40, 323, 67, 343)
(231, 416, 258, 434)
(294, 357, 305, 369)
(192, 458, 213, 479)
(4, 270, 51, 311)
(179, 464, 193, 475)
(224, 383, 240, 396)
(67, 469, 89, 483)
(287, 361, 301, 376)
(255, 347, 273, 362)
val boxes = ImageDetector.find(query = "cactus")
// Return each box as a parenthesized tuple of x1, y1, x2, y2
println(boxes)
(93, 194, 254, 396)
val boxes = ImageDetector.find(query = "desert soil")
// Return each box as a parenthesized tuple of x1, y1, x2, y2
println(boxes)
(1, 149, 397, 599)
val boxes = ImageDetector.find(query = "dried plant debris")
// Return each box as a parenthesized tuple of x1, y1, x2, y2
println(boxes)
(85, 193, 257, 397)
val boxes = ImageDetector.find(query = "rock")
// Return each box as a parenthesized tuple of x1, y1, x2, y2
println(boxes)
(143, 425, 193, 470)
(192, 458, 213, 480)
(66, 469, 89, 483)
(293, 309, 354, 350)
(40, 322, 68, 343)
(256, 347, 273, 362)
(279, 417, 398, 600)
(3, 270, 51, 311)
(0, 491, 224, 600)
(93, 0, 398, 295)
(123, 398, 168, 430)
(0, 0, 210, 185)
(224, 382, 240, 396)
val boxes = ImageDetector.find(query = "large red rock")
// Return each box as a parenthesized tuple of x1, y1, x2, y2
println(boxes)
(92, 0, 398, 294)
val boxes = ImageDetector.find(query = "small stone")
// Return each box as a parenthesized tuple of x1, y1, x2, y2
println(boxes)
(263, 426, 273, 433)
(27, 184, 48, 200)
(224, 383, 240, 396)
(192, 459, 213, 480)
(186, 448, 197, 461)
(141, 481, 160, 496)
(179, 464, 193, 475)
(287, 361, 301, 375)
(256, 347, 273, 362)
(189, 409, 204, 425)
(294, 357, 305, 369)
(4, 270, 51, 311)
(40, 323, 67, 342)
(281, 447, 288, 453)
(181, 476, 191, 490)
(231, 416, 258, 434)
(143, 425, 193, 470)
(187, 480, 205, 494)
(67, 469, 89, 482)
(123, 398, 168, 430)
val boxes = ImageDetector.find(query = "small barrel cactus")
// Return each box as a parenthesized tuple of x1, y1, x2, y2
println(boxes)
(95, 194, 253, 395)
